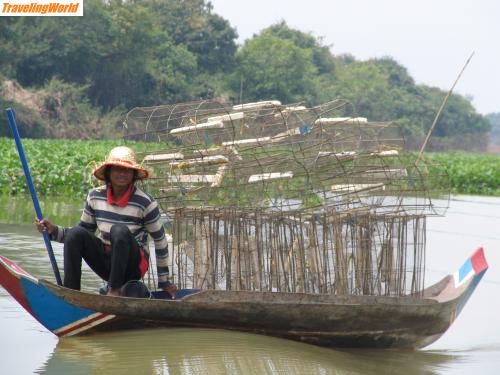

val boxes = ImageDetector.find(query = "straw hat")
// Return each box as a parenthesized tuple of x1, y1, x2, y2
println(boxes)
(93, 146, 149, 181)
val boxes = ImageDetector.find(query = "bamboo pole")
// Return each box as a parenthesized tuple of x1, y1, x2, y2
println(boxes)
(230, 234, 240, 290)
(416, 52, 474, 166)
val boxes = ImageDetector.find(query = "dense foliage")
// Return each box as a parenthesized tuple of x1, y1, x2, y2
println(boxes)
(0, 137, 163, 197)
(0, 1, 493, 149)
(1, 138, 498, 198)
(424, 152, 500, 196)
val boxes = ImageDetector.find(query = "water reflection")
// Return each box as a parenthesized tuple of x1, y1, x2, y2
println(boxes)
(0, 222, 102, 291)
(0, 195, 82, 227)
(2, 195, 500, 374)
(38, 328, 458, 375)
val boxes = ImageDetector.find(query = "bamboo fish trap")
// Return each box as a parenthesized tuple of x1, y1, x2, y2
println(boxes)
(124, 99, 449, 297)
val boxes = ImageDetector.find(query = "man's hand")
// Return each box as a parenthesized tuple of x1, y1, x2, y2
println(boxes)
(35, 218, 54, 235)
(164, 284, 178, 299)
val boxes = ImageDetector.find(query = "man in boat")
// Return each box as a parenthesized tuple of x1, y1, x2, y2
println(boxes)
(35, 146, 177, 298)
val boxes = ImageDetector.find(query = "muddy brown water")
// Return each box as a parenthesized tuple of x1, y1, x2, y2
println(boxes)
(0, 195, 499, 374)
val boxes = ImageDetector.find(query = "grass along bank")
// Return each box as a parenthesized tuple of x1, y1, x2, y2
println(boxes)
(1, 138, 499, 197)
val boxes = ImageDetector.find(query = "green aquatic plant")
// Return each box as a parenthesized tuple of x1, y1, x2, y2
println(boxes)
(0, 138, 164, 197)
(1, 138, 499, 198)
(423, 152, 500, 196)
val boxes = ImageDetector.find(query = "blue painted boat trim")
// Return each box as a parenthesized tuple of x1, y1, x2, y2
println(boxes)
(458, 259, 473, 283)
(21, 278, 98, 332)
(456, 269, 486, 316)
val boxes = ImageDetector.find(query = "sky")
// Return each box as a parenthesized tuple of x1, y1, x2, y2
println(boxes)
(210, 0, 499, 115)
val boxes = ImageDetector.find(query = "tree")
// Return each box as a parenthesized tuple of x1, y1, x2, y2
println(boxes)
(0, 18, 20, 78)
(5, 0, 112, 87)
(1, 0, 200, 109)
(86, 0, 198, 108)
(418, 86, 490, 137)
(325, 57, 490, 144)
(146, 0, 238, 74)
(263, 21, 336, 76)
(231, 34, 318, 104)
(0, 2, 491, 146)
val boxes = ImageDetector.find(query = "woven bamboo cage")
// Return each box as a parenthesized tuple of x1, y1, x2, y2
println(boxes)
(125, 99, 449, 297)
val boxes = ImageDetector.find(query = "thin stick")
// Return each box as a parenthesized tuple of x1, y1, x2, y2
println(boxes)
(416, 52, 475, 166)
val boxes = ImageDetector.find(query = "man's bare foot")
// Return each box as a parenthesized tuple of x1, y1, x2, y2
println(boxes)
(106, 288, 121, 296)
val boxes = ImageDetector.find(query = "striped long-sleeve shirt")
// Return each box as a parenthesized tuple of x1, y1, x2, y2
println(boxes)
(53, 185, 171, 288)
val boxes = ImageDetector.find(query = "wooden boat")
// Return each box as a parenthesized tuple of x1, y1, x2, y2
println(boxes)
(0, 247, 487, 349)
(1, 101, 488, 350)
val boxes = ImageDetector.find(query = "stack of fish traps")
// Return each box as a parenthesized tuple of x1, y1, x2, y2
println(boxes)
(124, 99, 449, 297)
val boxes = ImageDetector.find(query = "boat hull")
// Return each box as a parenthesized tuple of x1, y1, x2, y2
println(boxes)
(0, 247, 488, 349)
(43, 281, 457, 349)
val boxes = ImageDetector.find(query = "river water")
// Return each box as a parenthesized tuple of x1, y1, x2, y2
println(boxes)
(0, 195, 499, 374)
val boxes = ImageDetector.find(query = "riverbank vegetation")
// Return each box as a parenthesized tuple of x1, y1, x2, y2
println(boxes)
(1, 138, 499, 198)
(0, 0, 493, 150)
(425, 152, 500, 196)
(0, 138, 163, 197)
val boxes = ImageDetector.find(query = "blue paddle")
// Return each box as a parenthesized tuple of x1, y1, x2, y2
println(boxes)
(6, 108, 63, 286)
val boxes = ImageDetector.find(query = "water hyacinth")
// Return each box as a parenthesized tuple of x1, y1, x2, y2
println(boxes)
(423, 152, 500, 196)
(0, 138, 499, 197)
(0, 138, 164, 198)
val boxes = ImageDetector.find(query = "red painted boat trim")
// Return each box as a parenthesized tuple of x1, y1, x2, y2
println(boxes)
(471, 247, 488, 274)
(0, 256, 34, 315)
(55, 312, 114, 337)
